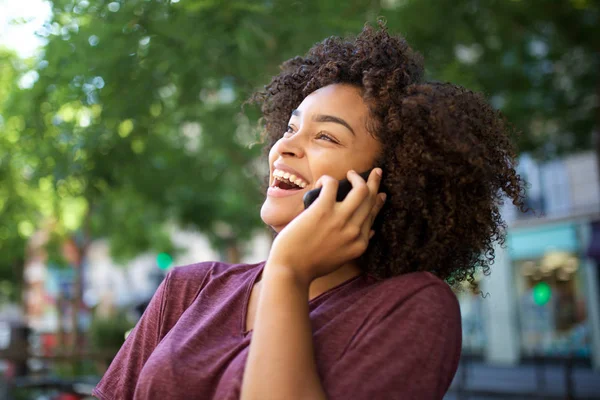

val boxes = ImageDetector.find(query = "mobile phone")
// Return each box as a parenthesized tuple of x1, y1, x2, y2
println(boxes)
(303, 170, 378, 209)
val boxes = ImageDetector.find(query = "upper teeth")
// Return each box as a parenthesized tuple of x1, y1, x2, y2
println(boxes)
(273, 169, 307, 188)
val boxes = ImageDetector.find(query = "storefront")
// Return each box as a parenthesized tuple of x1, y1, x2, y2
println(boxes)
(457, 278, 486, 355)
(454, 152, 600, 368)
(509, 223, 592, 359)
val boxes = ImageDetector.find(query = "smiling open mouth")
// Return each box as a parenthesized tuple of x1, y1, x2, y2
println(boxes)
(272, 169, 308, 190)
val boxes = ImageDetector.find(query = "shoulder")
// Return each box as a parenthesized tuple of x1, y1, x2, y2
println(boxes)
(379, 271, 457, 301)
(328, 272, 462, 399)
(156, 260, 265, 334)
(168, 261, 218, 282)
(165, 260, 265, 297)
(171, 259, 265, 282)
(366, 271, 460, 323)
(162, 261, 215, 299)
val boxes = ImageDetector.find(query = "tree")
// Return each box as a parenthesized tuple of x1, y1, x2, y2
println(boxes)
(0, 0, 383, 349)
(8, 0, 385, 255)
(382, 0, 599, 159)
(0, 49, 37, 303)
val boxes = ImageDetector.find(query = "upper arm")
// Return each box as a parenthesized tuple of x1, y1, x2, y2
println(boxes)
(92, 272, 172, 400)
(325, 283, 462, 400)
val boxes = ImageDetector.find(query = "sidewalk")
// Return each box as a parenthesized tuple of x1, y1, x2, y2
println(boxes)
(444, 361, 600, 399)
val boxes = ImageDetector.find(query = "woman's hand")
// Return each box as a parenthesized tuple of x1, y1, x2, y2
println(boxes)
(267, 168, 387, 285)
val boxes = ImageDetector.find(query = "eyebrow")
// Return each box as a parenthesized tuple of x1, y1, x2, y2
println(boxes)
(291, 109, 355, 136)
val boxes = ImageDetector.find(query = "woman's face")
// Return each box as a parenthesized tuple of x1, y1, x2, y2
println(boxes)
(261, 84, 382, 232)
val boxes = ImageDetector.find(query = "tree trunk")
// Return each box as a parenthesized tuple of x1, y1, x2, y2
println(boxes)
(596, 72, 600, 204)
(595, 60, 600, 305)
(57, 291, 65, 350)
(67, 206, 93, 354)
(71, 255, 82, 352)
(63, 237, 88, 353)
(226, 240, 241, 264)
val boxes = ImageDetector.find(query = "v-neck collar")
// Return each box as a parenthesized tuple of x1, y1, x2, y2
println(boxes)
(240, 262, 365, 337)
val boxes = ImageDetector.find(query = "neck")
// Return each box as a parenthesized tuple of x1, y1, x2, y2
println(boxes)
(256, 261, 362, 301)
(307, 262, 362, 300)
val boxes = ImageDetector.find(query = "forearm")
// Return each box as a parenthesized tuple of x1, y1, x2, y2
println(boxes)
(241, 263, 327, 400)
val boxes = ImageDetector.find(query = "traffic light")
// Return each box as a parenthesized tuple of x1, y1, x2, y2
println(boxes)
(156, 252, 173, 270)
(532, 282, 552, 306)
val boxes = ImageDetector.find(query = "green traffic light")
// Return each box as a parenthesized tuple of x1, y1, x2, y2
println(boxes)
(157, 252, 173, 270)
(532, 282, 551, 306)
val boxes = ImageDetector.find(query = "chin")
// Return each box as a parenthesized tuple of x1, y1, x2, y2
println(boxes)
(260, 199, 300, 232)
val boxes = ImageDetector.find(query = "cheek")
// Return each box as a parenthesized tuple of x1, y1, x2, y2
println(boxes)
(266, 146, 278, 179)
(269, 143, 277, 157)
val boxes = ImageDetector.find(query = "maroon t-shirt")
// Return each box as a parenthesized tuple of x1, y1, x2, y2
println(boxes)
(93, 261, 461, 400)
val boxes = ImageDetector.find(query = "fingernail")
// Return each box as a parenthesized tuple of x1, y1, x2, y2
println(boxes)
(381, 193, 387, 202)
(375, 168, 383, 177)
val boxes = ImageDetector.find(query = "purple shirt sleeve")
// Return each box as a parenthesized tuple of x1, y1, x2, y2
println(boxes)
(93, 263, 212, 400)
(93, 273, 168, 400)
(323, 282, 462, 400)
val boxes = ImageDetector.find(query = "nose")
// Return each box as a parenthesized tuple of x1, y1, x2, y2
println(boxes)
(273, 133, 306, 159)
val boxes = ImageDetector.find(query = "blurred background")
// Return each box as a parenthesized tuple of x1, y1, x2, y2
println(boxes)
(0, 0, 598, 399)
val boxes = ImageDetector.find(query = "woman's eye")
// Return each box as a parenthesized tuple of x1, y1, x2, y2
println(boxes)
(283, 125, 294, 137)
(316, 132, 337, 143)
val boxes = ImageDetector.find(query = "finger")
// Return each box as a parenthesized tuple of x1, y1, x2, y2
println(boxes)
(344, 168, 382, 224)
(339, 169, 372, 218)
(312, 175, 338, 209)
(360, 192, 387, 239)
(370, 192, 387, 225)
(365, 168, 383, 196)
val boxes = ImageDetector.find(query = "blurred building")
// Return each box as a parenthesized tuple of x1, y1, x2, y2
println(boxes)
(84, 228, 272, 318)
(458, 150, 600, 371)
(22, 222, 272, 353)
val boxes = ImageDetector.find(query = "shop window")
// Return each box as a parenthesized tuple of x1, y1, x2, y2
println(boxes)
(456, 278, 486, 355)
(515, 251, 590, 357)
(513, 153, 572, 220)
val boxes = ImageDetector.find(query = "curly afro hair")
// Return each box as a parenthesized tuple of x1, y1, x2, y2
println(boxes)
(252, 22, 525, 286)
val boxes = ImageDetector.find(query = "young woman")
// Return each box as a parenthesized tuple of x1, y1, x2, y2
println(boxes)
(93, 23, 524, 400)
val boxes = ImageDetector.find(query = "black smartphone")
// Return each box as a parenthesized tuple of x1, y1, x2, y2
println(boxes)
(303, 170, 378, 209)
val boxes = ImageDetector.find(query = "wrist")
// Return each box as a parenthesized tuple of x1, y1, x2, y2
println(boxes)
(263, 261, 313, 290)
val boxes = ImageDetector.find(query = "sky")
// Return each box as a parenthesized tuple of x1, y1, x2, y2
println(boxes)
(0, 0, 52, 58)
